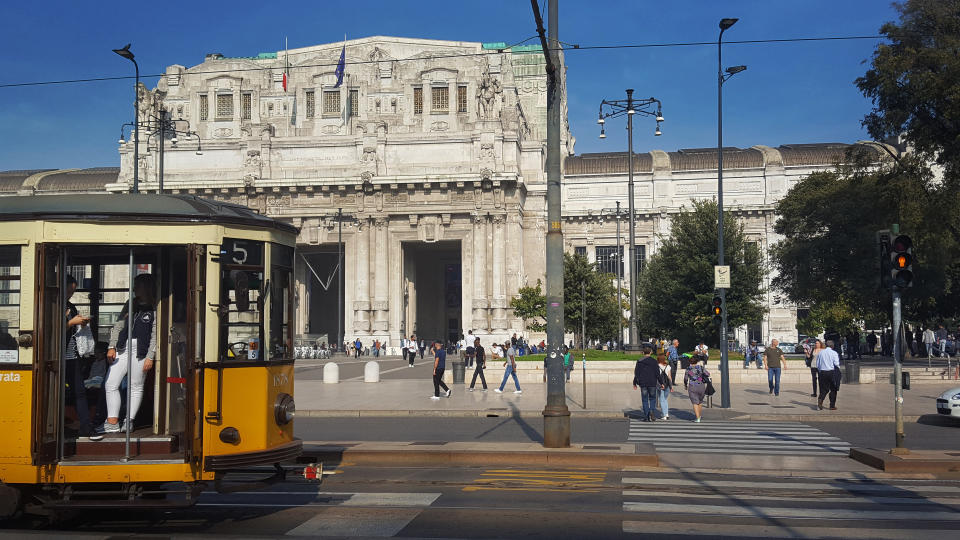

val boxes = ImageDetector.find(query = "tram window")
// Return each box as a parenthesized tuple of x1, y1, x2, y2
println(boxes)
(270, 244, 294, 361)
(0, 246, 20, 360)
(219, 239, 264, 361)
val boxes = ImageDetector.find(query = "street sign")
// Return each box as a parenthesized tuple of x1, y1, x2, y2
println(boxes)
(714, 265, 730, 289)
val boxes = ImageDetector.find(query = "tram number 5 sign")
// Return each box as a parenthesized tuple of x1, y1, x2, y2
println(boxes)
(714, 265, 730, 289)
(220, 238, 264, 266)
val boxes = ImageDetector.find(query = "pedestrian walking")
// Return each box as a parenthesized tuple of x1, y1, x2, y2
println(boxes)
(465, 334, 476, 370)
(657, 354, 673, 420)
(494, 340, 522, 394)
(745, 340, 759, 369)
(807, 339, 824, 397)
(633, 344, 660, 422)
(407, 335, 418, 367)
(666, 339, 679, 385)
(563, 346, 572, 382)
(763, 339, 786, 397)
(430, 341, 451, 400)
(684, 356, 710, 423)
(867, 331, 878, 355)
(468, 338, 487, 391)
(816, 339, 842, 410)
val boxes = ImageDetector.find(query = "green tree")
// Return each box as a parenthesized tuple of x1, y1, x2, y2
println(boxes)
(856, 0, 960, 184)
(771, 157, 960, 330)
(563, 252, 624, 345)
(508, 253, 625, 345)
(635, 200, 767, 348)
(509, 279, 546, 332)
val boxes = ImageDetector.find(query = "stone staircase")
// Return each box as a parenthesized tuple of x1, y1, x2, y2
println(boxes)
(872, 364, 959, 385)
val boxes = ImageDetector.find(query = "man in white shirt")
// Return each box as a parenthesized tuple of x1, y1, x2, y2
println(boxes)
(816, 340, 842, 410)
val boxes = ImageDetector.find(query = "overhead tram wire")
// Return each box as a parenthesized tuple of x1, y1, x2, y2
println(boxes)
(0, 34, 907, 90)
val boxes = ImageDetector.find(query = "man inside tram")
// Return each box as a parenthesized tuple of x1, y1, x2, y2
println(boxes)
(95, 273, 157, 436)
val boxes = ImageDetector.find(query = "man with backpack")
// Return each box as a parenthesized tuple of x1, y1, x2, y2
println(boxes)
(633, 343, 660, 422)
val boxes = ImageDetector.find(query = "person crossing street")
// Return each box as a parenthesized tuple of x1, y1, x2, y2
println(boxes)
(430, 341, 451, 400)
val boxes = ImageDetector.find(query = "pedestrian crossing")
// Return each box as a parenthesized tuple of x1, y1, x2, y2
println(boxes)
(627, 419, 851, 456)
(622, 471, 960, 538)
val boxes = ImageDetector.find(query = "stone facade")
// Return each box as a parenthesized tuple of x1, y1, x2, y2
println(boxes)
(0, 36, 892, 348)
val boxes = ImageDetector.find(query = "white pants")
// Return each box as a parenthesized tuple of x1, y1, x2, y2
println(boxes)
(105, 348, 147, 422)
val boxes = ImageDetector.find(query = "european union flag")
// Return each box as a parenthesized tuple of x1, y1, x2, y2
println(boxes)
(333, 45, 345, 88)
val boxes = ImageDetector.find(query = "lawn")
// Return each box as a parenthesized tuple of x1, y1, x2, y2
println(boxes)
(515, 349, 745, 362)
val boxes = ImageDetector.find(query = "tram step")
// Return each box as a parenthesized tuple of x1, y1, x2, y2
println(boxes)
(68, 433, 179, 457)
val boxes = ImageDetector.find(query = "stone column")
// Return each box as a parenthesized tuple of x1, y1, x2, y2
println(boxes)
(492, 214, 507, 329)
(472, 214, 487, 330)
(354, 218, 370, 332)
(373, 217, 389, 332)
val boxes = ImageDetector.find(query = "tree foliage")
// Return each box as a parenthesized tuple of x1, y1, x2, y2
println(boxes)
(510, 279, 547, 332)
(771, 157, 960, 332)
(856, 0, 960, 182)
(635, 200, 767, 348)
(509, 253, 625, 343)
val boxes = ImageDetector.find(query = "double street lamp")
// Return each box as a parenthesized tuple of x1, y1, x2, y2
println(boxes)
(717, 18, 747, 408)
(598, 90, 663, 350)
(121, 109, 202, 193)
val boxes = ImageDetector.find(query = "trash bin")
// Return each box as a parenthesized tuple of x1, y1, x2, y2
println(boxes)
(844, 359, 860, 384)
(452, 361, 465, 384)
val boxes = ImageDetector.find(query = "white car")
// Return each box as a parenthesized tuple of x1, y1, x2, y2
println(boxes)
(936, 386, 960, 418)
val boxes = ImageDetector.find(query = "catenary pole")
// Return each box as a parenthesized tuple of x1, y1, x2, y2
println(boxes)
(534, 0, 570, 447)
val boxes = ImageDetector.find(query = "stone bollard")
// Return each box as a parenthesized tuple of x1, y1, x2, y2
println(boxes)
(364, 361, 380, 383)
(323, 362, 339, 384)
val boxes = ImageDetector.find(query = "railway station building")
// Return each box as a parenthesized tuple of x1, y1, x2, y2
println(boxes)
(0, 36, 889, 349)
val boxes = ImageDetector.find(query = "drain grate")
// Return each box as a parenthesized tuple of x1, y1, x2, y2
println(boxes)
(772, 405, 795, 409)
(409, 441, 446, 446)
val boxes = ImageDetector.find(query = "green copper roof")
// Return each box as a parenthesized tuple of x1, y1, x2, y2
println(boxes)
(482, 42, 507, 50)
(511, 44, 543, 54)
(225, 52, 278, 60)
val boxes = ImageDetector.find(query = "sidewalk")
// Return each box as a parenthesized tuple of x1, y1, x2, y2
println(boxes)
(295, 378, 947, 422)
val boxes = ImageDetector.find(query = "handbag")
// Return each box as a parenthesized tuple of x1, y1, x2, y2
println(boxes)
(701, 368, 716, 396)
(74, 324, 96, 358)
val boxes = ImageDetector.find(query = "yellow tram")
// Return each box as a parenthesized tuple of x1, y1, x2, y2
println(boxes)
(0, 194, 316, 518)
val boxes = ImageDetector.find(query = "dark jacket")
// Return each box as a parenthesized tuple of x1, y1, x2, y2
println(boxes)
(633, 355, 660, 387)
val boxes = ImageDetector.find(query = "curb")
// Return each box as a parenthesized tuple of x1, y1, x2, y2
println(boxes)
(300, 443, 658, 470)
(297, 409, 925, 423)
(850, 447, 960, 474)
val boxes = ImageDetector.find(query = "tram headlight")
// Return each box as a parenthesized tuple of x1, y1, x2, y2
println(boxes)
(274, 393, 295, 426)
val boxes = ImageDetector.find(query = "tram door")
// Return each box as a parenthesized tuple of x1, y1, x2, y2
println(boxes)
(185, 244, 205, 462)
(33, 244, 62, 464)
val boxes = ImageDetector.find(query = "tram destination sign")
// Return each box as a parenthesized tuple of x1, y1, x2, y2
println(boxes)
(220, 238, 264, 266)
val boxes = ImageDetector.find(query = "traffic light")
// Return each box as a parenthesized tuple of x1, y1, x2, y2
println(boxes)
(890, 235, 913, 288)
(712, 296, 723, 323)
(879, 238, 892, 289)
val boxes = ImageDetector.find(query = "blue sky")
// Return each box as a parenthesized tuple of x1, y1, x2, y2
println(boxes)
(0, 0, 899, 170)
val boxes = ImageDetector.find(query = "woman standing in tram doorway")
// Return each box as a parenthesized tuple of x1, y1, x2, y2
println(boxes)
(96, 273, 157, 435)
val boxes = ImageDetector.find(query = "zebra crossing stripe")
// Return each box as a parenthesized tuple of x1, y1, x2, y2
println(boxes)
(622, 501, 960, 521)
(621, 489, 960, 506)
(622, 477, 960, 493)
(622, 520, 960, 538)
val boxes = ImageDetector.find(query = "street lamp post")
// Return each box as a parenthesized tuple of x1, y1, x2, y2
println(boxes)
(601, 202, 626, 348)
(717, 18, 747, 409)
(113, 44, 140, 194)
(598, 92, 663, 350)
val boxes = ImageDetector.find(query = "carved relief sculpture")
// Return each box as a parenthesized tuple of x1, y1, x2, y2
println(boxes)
(477, 68, 502, 120)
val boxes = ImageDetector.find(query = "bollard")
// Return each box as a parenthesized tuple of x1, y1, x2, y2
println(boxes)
(323, 362, 339, 384)
(364, 361, 380, 383)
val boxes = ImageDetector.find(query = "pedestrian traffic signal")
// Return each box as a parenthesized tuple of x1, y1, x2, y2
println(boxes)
(712, 296, 722, 322)
(890, 234, 913, 288)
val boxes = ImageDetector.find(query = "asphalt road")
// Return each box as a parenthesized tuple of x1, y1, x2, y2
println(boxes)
(7, 465, 959, 538)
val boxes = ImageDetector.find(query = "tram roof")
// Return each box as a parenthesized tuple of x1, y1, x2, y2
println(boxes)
(0, 193, 298, 234)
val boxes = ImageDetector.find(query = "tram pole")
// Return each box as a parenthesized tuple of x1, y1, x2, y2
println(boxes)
(534, 0, 570, 448)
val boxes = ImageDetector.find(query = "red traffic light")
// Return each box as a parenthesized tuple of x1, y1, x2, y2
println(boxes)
(712, 296, 722, 307)
(892, 235, 912, 252)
